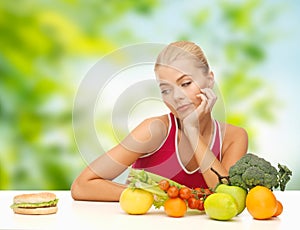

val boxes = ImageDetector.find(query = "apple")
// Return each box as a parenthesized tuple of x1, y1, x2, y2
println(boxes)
(215, 184, 247, 215)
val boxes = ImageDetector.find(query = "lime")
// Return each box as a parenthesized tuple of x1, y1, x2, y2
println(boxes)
(204, 193, 238, 220)
(119, 188, 154, 215)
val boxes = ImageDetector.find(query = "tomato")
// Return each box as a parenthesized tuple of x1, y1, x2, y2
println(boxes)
(179, 187, 191, 200)
(197, 198, 205, 211)
(193, 188, 203, 198)
(193, 187, 213, 199)
(204, 188, 213, 196)
(194, 187, 201, 192)
(158, 180, 170, 191)
(188, 197, 199, 209)
(167, 186, 179, 198)
(164, 197, 187, 217)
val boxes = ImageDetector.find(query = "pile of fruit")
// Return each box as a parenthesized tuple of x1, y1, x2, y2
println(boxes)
(120, 153, 291, 221)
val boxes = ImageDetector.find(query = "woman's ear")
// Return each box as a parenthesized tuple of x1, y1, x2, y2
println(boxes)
(208, 71, 215, 88)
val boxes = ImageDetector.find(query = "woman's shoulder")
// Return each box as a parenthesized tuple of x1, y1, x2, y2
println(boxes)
(124, 114, 170, 154)
(218, 122, 248, 156)
(131, 114, 170, 137)
(144, 113, 170, 124)
(140, 114, 170, 132)
(219, 122, 248, 141)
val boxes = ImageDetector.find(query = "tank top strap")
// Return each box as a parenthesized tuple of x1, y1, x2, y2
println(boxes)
(211, 120, 222, 161)
(169, 112, 176, 129)
(170, 113, 221, 160)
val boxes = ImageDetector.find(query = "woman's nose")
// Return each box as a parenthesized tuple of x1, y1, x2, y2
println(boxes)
(173, 86, 185, 101)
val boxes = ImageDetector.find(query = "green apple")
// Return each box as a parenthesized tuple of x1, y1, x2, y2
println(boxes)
(215, 184, 247, 215)
(204, 193, 238, 220)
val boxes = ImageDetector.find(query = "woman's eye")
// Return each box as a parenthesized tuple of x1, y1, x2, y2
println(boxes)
(181, 81, 191, 87)
(161, 89, 171, 95)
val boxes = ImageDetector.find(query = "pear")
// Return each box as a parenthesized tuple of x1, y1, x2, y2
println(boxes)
(215, 184, 247, 215)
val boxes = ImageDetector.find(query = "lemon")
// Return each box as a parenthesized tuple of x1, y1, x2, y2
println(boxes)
(119, 188, 154, 215)
(204, 193, 238, 220)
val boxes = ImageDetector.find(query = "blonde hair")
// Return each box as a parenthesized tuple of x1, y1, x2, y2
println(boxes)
(155, 41, 210, 75)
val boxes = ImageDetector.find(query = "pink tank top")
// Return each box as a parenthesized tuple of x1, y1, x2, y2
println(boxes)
(132, 113, 222, 189)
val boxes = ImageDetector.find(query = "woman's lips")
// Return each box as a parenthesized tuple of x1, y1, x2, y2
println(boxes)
(176, 103, 192, 112)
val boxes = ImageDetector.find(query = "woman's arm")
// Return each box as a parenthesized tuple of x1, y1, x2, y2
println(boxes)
(71, 116, 168, 201)
(201, 125, 248, 188)
(182, 88, 248, 189)
(184, 124, 248, 189)
(70, 159, 127, 202)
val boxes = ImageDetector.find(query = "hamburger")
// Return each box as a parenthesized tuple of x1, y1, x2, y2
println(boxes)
(11, 192, 58, 215)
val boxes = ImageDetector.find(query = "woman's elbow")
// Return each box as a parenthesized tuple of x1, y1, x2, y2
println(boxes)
(70, 178, 85, 201)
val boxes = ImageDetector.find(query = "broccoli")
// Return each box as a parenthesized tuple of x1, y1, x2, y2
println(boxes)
(228, 153, 292, 191)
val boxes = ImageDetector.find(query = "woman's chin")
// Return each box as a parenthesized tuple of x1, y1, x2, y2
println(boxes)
(177, 108, 195, 120)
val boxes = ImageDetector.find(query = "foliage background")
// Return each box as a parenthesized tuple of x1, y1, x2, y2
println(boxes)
(0, 0, 299, 189)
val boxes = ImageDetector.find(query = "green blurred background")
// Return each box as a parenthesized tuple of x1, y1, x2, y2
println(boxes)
(1, 0, 299, 190)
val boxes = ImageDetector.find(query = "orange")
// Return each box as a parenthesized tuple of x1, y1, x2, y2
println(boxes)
(246, 186, 277, 220)
(273, 200, 283, 217)
(164, 197, 187, 218)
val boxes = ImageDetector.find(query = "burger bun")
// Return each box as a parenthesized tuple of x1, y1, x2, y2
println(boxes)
(13, 192, 57, 204)
(12, 206, 58, 215)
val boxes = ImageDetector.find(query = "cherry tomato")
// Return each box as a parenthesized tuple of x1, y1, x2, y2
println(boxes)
(158, 180, 170, 191)
(188, 197, 200, 209)
(193, 188, 203, 198)
(204, 188, 213, 196)
(167, 186, 179, 198)
(190, 190, 197, 198)
(179, 187, 191, 200)
(197, 198, 205, 211)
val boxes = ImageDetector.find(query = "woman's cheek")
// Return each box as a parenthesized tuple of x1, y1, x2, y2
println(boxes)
(186, 89, 199, 104)
(165, 101, 174, 111)
(163, 100, 177, 115)
(190, 93, 202, 108)
(162, 95, 171, 105)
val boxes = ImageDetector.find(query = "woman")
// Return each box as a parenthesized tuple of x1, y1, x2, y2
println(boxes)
(71, 41, 248, 201)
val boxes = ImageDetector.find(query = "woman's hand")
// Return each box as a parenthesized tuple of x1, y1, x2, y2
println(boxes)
(180, 88, 218, 172)
(198, 88, 217, 115)
(183, 88, 217, 130)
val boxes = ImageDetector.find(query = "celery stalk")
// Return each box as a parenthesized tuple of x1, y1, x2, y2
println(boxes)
(128, 169, 184, 188)
(130, 181, 167, 197)
(127, 168, 185, 209)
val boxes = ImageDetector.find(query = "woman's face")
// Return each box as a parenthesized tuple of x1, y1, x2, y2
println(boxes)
(156, 65, 211, 119)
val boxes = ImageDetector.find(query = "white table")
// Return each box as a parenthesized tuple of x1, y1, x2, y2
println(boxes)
(0, 190, 298, 229)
